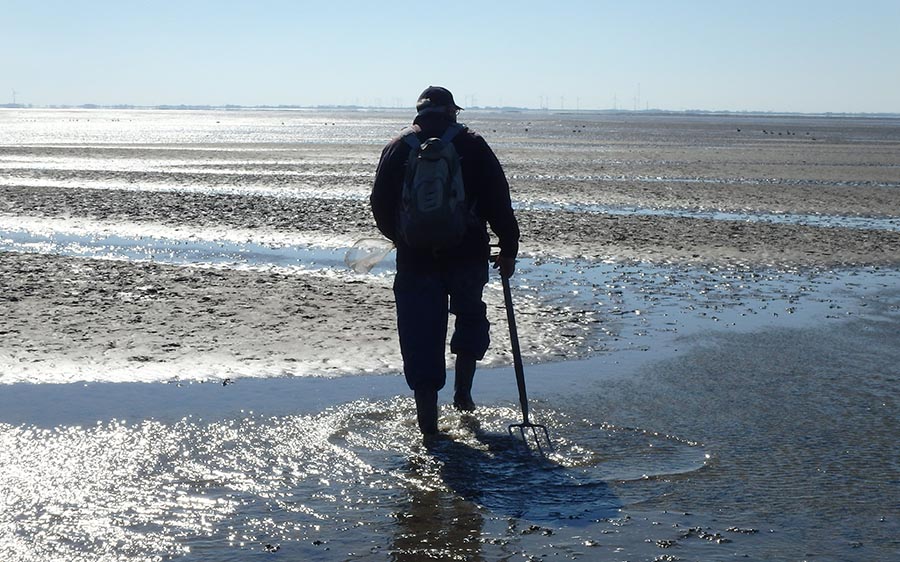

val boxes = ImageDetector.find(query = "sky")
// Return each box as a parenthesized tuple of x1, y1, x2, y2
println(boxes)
(2, 0, 899, 113)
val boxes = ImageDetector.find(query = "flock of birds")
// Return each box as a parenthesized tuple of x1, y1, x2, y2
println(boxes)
(738, 128, 818, 140)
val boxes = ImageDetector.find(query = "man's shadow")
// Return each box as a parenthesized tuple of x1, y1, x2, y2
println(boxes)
(390, 415, 621, 559)
(428, 415, 622, 524)
(391, 415, 622, 562)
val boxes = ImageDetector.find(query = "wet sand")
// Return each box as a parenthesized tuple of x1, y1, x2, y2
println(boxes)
(2, 161, 899, 380)
(0, 250, 620, 383)
(3, 218, 898, 383)
(1, 109, 899, 561)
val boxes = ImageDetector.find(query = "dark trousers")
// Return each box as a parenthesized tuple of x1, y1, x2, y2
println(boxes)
(393, 262, 490, 391)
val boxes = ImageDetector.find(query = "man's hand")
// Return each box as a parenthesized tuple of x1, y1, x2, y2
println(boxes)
(493, 256, 516, 278)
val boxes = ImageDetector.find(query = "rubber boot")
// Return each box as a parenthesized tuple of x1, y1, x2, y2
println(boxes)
(453, 353, 477, 412)
(414, 387, 439, 435)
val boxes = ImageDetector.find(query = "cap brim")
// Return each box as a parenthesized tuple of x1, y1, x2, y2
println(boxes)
(416, 105, 462, 116)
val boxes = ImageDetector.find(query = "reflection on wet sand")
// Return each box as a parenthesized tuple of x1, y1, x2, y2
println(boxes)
(391, 485, 486, 561)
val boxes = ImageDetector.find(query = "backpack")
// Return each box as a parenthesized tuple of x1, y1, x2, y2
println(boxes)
(397, 123, 470, 250)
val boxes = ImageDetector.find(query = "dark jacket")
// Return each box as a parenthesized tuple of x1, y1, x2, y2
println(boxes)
(370, 113, 519, 270)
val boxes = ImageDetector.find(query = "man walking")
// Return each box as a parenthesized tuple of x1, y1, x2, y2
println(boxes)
(371, 86, 519, 437)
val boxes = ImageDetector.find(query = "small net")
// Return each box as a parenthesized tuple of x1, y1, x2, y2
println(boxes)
(344, 238, 395, 274)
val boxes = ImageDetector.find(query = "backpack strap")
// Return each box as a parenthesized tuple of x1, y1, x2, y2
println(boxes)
(400, 127, 420, 151)
(440, 123, 464, 143)
(401, 123, 464, 150)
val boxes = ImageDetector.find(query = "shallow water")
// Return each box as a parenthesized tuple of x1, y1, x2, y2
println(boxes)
(520, 199, 900, 231)
(0, 378, 709, 562)
(2, 300, 897, 561)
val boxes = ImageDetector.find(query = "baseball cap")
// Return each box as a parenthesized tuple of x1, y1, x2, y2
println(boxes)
(416, 86, 463, 115)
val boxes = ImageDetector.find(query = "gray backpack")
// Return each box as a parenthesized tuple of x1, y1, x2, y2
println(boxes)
(397, 123, 470, 250)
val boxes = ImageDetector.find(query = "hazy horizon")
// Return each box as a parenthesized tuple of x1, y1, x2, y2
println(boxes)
(5, 103, 900, 118)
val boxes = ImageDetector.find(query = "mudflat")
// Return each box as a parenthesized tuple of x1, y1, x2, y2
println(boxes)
(1, 109, 898, 561)
(2, 112, 899, 381)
